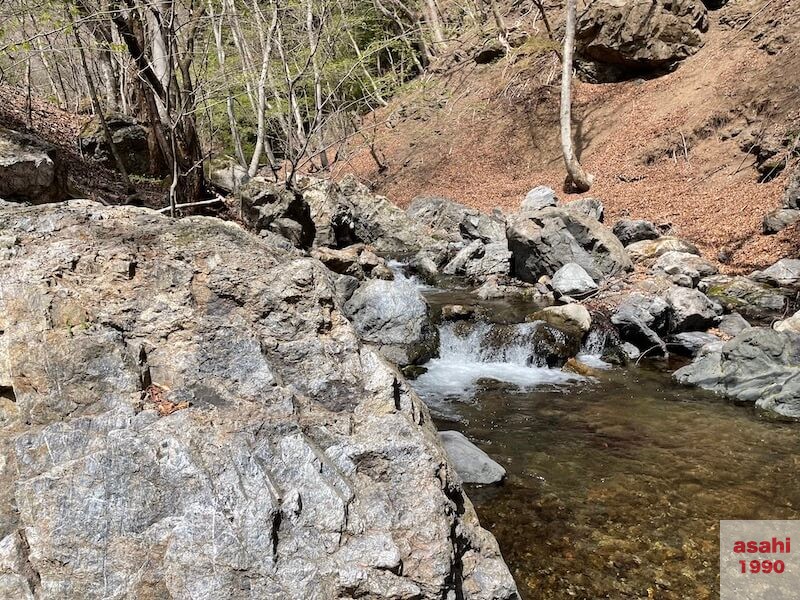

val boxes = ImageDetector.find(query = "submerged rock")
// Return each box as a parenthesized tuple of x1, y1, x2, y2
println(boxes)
(675, 328, 800, 418)
(0, 201, 518, 599)
(507, 207, 631, 282)
(439, 431, 506, 485)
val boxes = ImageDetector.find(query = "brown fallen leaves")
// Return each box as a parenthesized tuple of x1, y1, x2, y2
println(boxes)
(144, 384, 189, 417)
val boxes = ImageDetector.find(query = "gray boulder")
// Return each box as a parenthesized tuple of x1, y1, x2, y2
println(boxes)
(438, 431, 506, 485)
(520, 186, 557, 211)
(0, 200, 517, 600)
(78, 113, 159, 176)
(576, 0, 708, 77)
(611, 293, 670, 353)
(0, 127, 67, 204)
(407, 196, 505, 243)
(564, 197, 604, 222)
(763, 208, 800, 234)
(443, 240, 511, 280)
(612, 219, 662, 246)
(664, 286, 722, 332)
(674, 328, 800, 418)
(209, 157, 250, 193)
(238, 178, 315, 248)
(718, 312, 751, 337)
(533, 304, 592, 334)
(507, 207, 631, 282)
(750, 259, 800, 287)
(626, 236, 700, 262)
(551, 262, 598, 297)
(774, 310, 800, 334)
(699, 274, 789, 320)
(651, 250, 718, 287)
(344, 276, 440, 366)
(667, 331, 720, 356)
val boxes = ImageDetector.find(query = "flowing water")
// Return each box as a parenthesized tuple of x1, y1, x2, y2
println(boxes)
(410, 308, 800, 600)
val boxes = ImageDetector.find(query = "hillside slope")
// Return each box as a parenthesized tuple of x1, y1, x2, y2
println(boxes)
(337, 0, 800, 272)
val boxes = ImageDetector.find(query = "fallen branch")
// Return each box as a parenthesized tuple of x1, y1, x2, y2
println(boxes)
(157, 196, 225, 214)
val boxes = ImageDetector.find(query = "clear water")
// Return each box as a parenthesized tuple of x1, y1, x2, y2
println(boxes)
(411, 323, 800, 600)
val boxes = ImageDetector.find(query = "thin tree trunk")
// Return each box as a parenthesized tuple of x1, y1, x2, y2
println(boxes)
(560, 0, 593, 192)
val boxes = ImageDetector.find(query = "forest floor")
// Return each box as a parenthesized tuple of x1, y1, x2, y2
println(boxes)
(335, 0, 800, 272)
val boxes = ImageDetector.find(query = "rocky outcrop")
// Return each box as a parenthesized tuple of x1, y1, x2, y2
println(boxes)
(439, 431, 506, 485)
(507, 207, 631, 282)
(442, 240, 511, 280)
(0, 201, 517, 600)
(238, 178, 316, 248)
(0, 127, 67, 204)
(675, 328, 800, 418)
(344, 275, 440, 366)
(576, 0, 708, 79)
(78, 113, 160, 176)
(407, 197, 505, 244)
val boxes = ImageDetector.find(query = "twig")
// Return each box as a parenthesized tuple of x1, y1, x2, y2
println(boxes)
(680, 131, 689, 164)
(157, 197, 224, 214)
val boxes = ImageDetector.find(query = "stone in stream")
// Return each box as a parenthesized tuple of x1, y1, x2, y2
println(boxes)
(520, 186, 557, 211)
(667, 331, 721, 357)
(442, 239, 511, 279)
(750, 258, 800, 288)
(664, 286, 722, 333)
(0, 127, 67, 204)
(507, 207, 631, 282)
(564, 197, 604, 222)
(532, 304, 592, 334)
(698, 274, 789, 320)
(0, 201, 519, 599)
(344, 277, 440, 366)
(550, 263, 598, 298)
(717, 312, 751, 337)
(612, 219, 662, 246)
(651, 251, 718, 287)
(626, 236, 700, 262)
(438, 431, 506, 485)
(674, 328, 800, 419)
(611, 293, 670, 354)
(762, 208, 800, 234)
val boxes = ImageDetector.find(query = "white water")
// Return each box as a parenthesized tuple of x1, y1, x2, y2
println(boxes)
(386, 259, 434, 291)
(577, 329, 612, 370)
(412, 323, 584, 410)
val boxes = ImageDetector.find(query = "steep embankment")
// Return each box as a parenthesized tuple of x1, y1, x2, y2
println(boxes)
(337, 0, 800, 272)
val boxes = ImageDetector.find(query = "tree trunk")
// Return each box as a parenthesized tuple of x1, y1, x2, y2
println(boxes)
(560, 0, 593, 192)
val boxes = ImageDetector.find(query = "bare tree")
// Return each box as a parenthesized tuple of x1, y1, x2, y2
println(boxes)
(560, 0, 593, 192)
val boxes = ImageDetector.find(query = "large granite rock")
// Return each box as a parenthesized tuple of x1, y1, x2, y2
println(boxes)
(407, 197, 505, 243)
(78, 113, 161, 176)
(611, 292, 670, 353)
(550, 263, 597, 297)
(576, 0, 708, 78)
(238, 178, 315, 248)
(750, 259, 800, 288)
(564, 197, 604, 222)
(520, 186, 556, 211)
(0, 127, 67, 204)
(0, 201, 517, 600)
(344, 276, 440, 366)
(675, 328, 800, 419)
(664, 286, 722, 332)
(699, 274, 789, 320)
(762, 208, 800, 234)
(507, 207, 631, 282)
(442, 240, 511, 280)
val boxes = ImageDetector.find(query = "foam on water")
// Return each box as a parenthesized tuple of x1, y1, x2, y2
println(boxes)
(386, 259, 433, 291)
(412, 322, 584, 410)
(577, 328, 612, 370)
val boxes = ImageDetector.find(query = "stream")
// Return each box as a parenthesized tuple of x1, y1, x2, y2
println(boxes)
(408, 281, 800, 600)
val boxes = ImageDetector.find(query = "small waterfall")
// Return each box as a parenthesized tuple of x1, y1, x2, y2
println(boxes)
(411, 322, 583, 412)
(386, 259, 433, 291)
(577, 328, 612, 370)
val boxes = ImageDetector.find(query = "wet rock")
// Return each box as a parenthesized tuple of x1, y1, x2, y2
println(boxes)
(443, 240, 511, 280)
(564, 197, 604, 222)
(344, 277, 439, 366)
(0, 127, 67, 204)
(611, 293, 670, 353)
(481, 321, 582, 368)
(521, 186, 557, 211)
(474, 276, 555, 306)
(667, 331, 720, 356)
(750, 259, 800, 288)
(407, 196, 505, 243)
(718, 312, 751, 337)
(626, 236, 700, 262)
(664, 286, 722, 333)
(576, 0, 708, 79)
(699, 275, 788, 320)
(563, 357, 603, 377)
(78, 113, 159, 175)
(532, 304, 592, 334)
(651, 251, 718, 287)
(0, 200, 518, 599)
(507, 207, 631, 282)
(442, 304, 476, 321)
(763, 208, 800, 234)
(551, 263, 598, 298)
(674, 328, 800, 419)
(612, 219, 662, 246)
(439, 431, 506, 485)
(774, 310, 800, 334)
